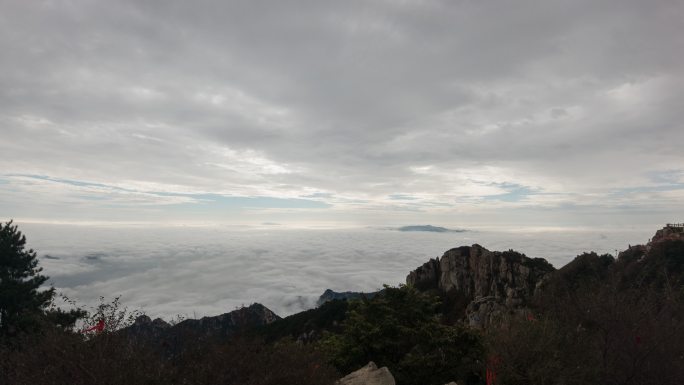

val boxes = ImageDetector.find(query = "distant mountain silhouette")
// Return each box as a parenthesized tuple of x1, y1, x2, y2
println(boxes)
(124, 303, 280, 353)
(316, 289, 379, 306)
(397, 225, 466, 233)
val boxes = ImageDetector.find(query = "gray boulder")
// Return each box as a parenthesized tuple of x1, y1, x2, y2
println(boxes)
(337, 361, 396, 385)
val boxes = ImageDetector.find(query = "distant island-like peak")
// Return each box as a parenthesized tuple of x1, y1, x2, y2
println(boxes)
(397, 225, 466, 233)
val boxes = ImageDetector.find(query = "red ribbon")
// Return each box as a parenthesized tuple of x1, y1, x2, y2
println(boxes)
(486, 355, 501, 385)
(83, 319, 105, 333)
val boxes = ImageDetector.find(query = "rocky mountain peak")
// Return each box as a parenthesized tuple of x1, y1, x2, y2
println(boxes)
(408, 244, 554, 299)
(650, 223, 684, 244)
(407, 244, 555, 328)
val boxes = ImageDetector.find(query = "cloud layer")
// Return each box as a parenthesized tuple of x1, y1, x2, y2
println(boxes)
(26, 223, 653, 319)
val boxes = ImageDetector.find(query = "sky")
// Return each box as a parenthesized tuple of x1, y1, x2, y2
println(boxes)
(1, 0, 683, 229)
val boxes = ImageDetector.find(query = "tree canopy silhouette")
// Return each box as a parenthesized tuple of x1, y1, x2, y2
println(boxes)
(0, 220, 83, 341)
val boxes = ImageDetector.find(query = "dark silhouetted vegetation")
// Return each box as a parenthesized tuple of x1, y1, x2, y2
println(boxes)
(319, 285, 485, 385)
(255, 298, 349, 343)
(1, 325, 338, 385)
(0, 220, 85, 343)
(487, 242, 684, 385)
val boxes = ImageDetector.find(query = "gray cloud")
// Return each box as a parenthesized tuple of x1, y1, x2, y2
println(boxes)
(0, 0, 683, 226)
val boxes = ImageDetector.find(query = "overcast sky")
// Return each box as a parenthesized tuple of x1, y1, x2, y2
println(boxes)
(1, 0, 683, 228)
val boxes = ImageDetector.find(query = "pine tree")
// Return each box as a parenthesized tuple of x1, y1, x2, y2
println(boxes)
(0, 220, 55, 338)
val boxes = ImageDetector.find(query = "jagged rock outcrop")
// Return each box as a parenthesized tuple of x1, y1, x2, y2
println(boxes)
(337, 361, 396, 385)
(616, 225, 684, 288)
(407, 244, 555, 327)
(651, 224, 684, 244)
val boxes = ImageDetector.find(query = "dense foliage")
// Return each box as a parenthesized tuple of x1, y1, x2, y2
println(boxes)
(487, 245, 684, 385)
(1, 327, 338, 385)
(0, 221, 84, 342)
(0, 220, 54, 339)
(319, 285, 484, 385)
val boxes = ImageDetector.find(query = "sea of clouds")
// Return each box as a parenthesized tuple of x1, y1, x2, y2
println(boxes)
(22, 223, 654, 320)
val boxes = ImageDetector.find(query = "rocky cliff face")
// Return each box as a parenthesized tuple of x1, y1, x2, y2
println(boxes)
(407, 244, 555, 328)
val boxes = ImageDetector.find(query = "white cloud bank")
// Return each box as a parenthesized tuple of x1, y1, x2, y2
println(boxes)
(25, 223, 653, 319)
